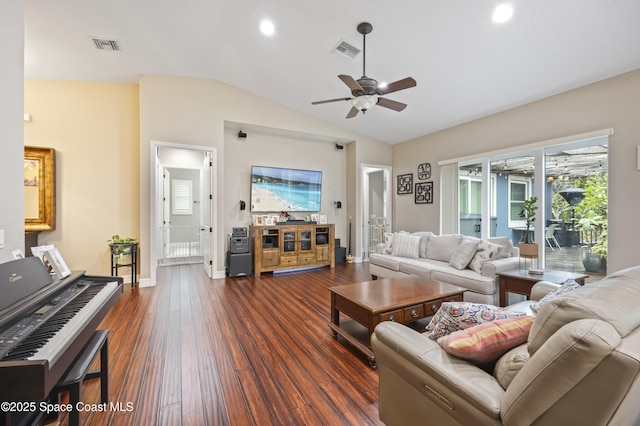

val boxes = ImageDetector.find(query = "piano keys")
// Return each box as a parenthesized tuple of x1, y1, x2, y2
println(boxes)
(0, 257, 122, 405)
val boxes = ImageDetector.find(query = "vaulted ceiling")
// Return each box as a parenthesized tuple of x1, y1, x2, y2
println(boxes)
(24, 0, 640, 144)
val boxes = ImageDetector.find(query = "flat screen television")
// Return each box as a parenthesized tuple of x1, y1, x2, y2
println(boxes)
(251, 165, 322, 212)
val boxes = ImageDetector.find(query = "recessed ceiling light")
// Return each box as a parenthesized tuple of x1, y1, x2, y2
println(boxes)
(260, 20, 275, 36)
(492, 4, 513, 23)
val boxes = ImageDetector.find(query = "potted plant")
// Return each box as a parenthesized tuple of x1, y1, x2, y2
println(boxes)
(518, 196, 539, 258)
(107, 234, 138, 262)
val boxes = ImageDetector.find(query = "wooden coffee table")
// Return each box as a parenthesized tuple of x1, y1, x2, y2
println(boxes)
(497, 269, 588, 307)
(329, 276, 465, 366)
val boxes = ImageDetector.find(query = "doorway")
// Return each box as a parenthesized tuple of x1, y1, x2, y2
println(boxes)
(361, 164, 392, 260)
(151, 142, 216, 286)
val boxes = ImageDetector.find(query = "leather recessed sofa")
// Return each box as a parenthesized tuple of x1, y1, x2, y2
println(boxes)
(369, 232, 520, 305)
(371, 266, 640, 425)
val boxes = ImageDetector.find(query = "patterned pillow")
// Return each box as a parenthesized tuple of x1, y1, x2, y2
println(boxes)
(468, 240, 504, 273)
(531, 278, 581, 313)
(425, 302, 526, 340)
(391, 233, 420, 258)
(437, 316, 534, 364)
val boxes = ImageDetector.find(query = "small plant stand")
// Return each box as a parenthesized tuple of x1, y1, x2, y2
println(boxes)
(109, 243, 138, 288)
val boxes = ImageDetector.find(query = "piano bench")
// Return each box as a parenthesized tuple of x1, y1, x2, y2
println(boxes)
(51, 329, 109, 426)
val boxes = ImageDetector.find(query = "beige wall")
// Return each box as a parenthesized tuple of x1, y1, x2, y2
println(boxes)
(392, 69, 640, 273)
(139, 75, 391, 281)
(24, 80, 140, 275)
(224, 127, 348, 241)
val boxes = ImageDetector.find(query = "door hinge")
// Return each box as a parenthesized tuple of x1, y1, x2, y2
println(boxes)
(209, 194, 213, 200)
(209, 260, 213, 265)
(209, 161, 213, 167)
(209, 227, 213, 233)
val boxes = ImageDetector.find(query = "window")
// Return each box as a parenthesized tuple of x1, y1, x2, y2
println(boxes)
(508, 177, 530, 228)
(172, 179, 193, 215)
(459, 177, 482, 214)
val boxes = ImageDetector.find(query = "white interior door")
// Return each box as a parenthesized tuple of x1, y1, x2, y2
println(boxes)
(163, 168, 171, 257)
(201, 152, 213, 278)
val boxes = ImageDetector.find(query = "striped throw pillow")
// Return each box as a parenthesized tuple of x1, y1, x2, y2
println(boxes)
(437, 316, 534, 363)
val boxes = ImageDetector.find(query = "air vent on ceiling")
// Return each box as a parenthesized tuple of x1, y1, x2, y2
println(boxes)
(331, 40, 360, 61)
(91, 38, 120, 51)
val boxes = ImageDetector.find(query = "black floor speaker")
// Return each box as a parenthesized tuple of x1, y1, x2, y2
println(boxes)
(227, 251, 252, 277)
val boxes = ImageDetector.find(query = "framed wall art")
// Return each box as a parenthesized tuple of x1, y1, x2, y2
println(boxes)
(415, 181, 434, 204)
(397, 173, 413, 194)
(417, 162, 431, 180)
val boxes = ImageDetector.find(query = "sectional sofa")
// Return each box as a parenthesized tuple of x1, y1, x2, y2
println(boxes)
(369, 232, 520, 305)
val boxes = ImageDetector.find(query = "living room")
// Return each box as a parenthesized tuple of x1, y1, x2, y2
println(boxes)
(2, 2, 640, 424)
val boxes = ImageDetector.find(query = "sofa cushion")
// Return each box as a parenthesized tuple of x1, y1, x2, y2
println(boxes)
(426, 234, 463, 262)
(368, 253, 402, 271)
(425, 301, 526, 340)
(493, 343, 530, 389)
(431, 268, 495, 295)
(397, 257, 441, 278)
(468, 240, 504, 273)
(391, 232, 421, 258)
(449, 237, 480, 270)
(531, 278, 581, 313)
(438, 316, 534, 363)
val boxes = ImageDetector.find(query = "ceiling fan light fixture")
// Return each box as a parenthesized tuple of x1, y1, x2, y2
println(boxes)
(352, 95, 378, 111)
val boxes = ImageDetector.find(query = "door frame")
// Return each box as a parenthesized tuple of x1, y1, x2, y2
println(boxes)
(361, 163, 393, 260)
(150, 141, 217, 286)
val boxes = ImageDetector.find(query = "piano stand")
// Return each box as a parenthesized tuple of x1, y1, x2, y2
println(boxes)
(51, 330, 109, 426)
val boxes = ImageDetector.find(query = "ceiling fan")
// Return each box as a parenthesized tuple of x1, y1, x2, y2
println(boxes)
(312, 22, 417, 119)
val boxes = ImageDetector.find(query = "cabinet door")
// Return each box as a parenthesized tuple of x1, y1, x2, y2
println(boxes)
(281, 228, 297, 254)
(316, 246, 329, 262)
(299, 228, 314, 253)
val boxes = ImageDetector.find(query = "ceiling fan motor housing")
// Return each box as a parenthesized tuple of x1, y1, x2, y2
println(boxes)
(353, 77, 379, 96)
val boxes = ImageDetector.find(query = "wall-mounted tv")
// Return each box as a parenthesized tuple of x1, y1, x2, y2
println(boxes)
(251, 165, 322, 212)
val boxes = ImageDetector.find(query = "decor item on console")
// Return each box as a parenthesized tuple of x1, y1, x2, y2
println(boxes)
(371, 265, 640, 426)
(518, 196, 539, 271)
(369, 232, 520, 305)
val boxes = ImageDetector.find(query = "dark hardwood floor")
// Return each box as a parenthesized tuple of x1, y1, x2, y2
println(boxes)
(68, 263, 383, 426)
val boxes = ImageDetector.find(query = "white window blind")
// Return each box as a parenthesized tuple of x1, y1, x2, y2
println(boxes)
(172, 179, 193, 215)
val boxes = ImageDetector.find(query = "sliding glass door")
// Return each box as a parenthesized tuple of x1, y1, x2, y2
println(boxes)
(453, 137, 607, 275)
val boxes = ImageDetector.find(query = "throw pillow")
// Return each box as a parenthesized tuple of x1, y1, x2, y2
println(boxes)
(437, 316, 534, 364)
(486, 236, 514, 259)
(531, 278, 581, 313)
(425, 234, 463, 262)
(425, 302, 526, 340)
(449, 237, 480, 270)
(383, 232, 394, 254)
(493, 344, 530, 389)
(391, 233, 420, 259)
(411, 231, 433, 258)
(468, 240, 504, 274)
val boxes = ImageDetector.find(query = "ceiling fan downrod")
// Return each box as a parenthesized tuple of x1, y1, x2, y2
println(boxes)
(357, 22, 373, 78)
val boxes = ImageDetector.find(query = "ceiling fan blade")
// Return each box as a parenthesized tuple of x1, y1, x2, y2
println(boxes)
(311, 97, 352, 105)
(377, 77, 417, 95)
(346, 106, 360, 119)
(377, 97, 407, 112)
(338, 74, 364, 92)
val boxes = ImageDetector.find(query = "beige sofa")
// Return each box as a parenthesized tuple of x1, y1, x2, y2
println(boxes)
(369, 233, 520, 305)
(371, 266, 640, 426)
